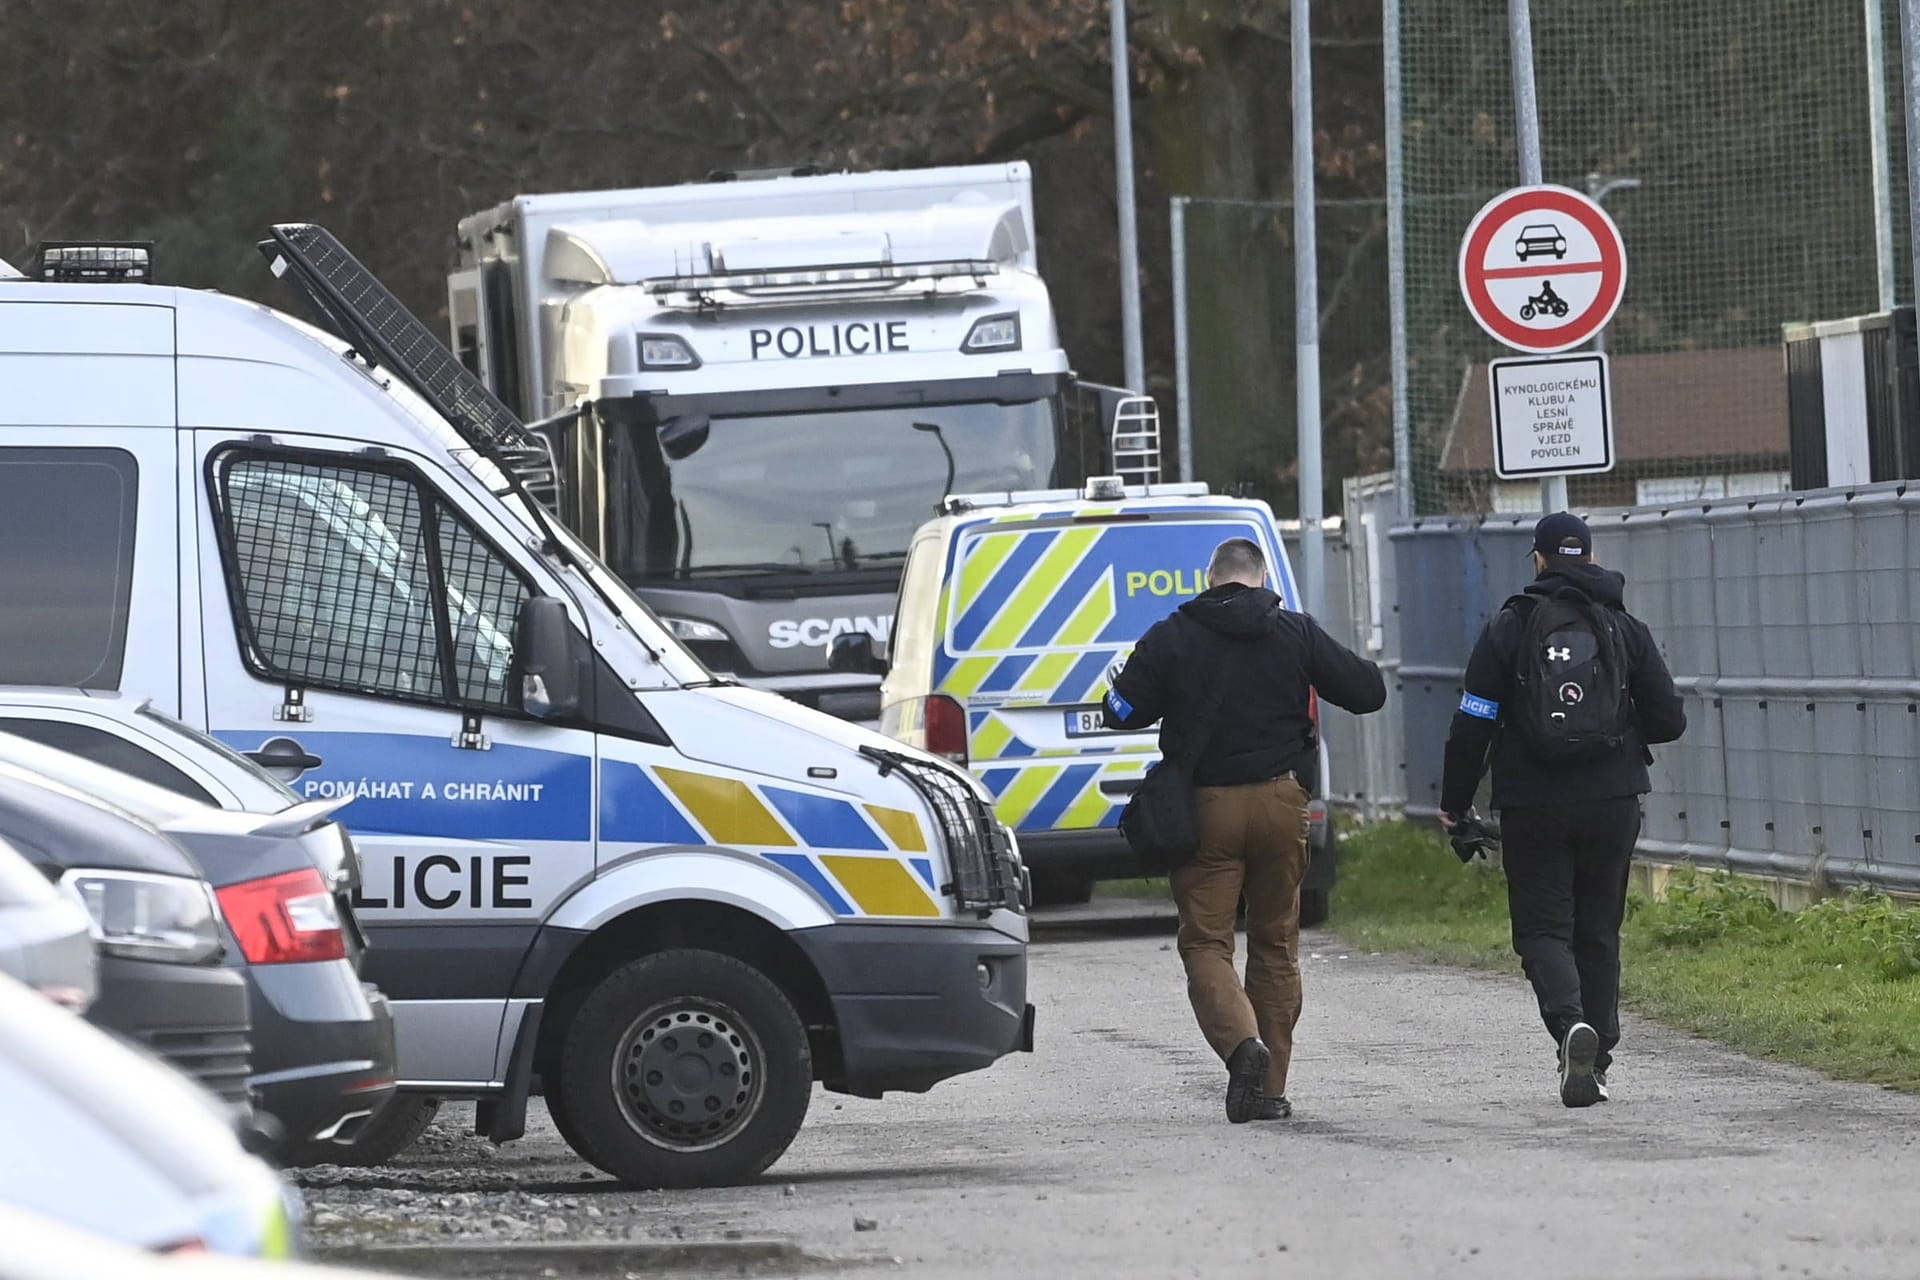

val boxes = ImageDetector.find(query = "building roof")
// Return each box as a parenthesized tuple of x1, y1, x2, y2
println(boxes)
(1438, 346, 1789, 474)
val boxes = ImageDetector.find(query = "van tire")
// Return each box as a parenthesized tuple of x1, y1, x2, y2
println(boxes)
(1299, 888, 1331, 928)
(283, 1095, 440, 1168)
(557, 950, 811, 1188)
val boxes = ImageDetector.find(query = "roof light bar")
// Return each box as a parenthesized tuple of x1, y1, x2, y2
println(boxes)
(646, 258, 995, 298)
(35, 242, 154, 283)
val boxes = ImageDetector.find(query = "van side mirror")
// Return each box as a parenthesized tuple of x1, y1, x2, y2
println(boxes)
(515, 595, 583, 719)
(658, 413, 711, 461)
(827, 632, 889, 676)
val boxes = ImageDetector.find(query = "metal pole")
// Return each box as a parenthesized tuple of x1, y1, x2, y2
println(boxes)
(1111, 0, 1147, 395)
(1903, 0, 1920, 324)
(1385, 0, 1412, 518)
(1508, 0, 1563, 512)
(1171, 197, 1194, 482)
(1294, 0, 1326, 616)
(1869, 0, 1898, 312)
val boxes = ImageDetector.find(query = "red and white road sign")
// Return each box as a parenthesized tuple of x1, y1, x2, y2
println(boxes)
(1457, 185, 1627, 354)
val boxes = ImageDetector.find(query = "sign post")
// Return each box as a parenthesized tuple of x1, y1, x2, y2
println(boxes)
(1458, 184, 1627, 502)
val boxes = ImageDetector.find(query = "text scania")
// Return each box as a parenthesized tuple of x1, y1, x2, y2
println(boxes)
(768, 615, 893, 650)
(749, 321, 909, 360)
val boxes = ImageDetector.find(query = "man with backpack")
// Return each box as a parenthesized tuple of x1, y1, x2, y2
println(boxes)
(1104, 537, 1386, 1123)
(1441, 512, 1686, 1108)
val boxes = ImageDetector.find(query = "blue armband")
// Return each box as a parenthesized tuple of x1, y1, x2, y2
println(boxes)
(1459, 692, 1499, 721)
(1105, 689, 1134, 719)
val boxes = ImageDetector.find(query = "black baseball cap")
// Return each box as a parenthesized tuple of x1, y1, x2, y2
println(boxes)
(1532, 511, 1592, 558)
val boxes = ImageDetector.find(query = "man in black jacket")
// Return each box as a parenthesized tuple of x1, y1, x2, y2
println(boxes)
(1441, 512, 1686, 1108)
(1104, 537, 1386, 1122)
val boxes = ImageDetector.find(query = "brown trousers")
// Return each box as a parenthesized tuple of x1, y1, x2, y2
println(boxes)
(1170, 774, 1311, 1095)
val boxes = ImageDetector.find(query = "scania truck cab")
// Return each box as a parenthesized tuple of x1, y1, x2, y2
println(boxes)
(450, 163, 1123, 722)
(0, 231, 1031, 1188)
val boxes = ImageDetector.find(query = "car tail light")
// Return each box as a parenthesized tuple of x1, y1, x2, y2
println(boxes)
(924, 694, 969, 765)
(216, 867, 347, 964)
(1308, 798, 1329, 824)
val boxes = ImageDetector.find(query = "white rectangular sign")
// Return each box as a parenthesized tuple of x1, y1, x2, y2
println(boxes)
(1488, 353, 1615, 478)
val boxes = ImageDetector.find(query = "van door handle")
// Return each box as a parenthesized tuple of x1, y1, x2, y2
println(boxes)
(1100, 779, 1143, 797)
(245, 736, 325, 774)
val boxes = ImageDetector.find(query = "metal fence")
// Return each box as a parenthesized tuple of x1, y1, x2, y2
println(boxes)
(1393, 0, 1910, 516)
(1392, 483, 1920, 894)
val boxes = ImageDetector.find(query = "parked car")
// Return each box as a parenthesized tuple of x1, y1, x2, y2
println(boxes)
(0, 971, 298, 1256)
(0, 761, 254, 1108)
(0, 831, 97, 1010)
(0, 733, 396, 1164)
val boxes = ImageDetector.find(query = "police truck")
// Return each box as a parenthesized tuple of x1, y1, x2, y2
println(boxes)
(449, 163, 1144, 722)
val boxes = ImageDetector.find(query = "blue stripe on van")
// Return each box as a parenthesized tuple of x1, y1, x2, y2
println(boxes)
(600, 760, 704, 845)
(950, 528, 1059, 650)
(1059, 648, 1117, 705)
(1023, 764, 1102, 830)
(978, 767, 1019, 798)
(763, 786, 888, 851)
(910, 857, 938, 891)
(763, 853, 855, 915)
(1015, 535, 1118, 647)
(978, 653, 1037, 693)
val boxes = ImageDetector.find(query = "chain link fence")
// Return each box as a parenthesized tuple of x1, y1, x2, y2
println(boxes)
(1399, 0, 1909, 514)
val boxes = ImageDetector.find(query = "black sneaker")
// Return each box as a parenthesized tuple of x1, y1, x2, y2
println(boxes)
(1225, 1038, 1272, 1124)
(1559, 1023, 1602, 1108)
(1252, 1093, 1292, 1121)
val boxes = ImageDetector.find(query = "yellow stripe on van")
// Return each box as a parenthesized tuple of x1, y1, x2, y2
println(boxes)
(993, 765, 1061, 826)
(821, 856, 942, 917)
(655, 768, 796, 847)
(975, 527, 1102, 650)
(863, 804, 927, 852)
(1061, 777, 1112, 828)
(954, 531, 1022, 616)
(940, 654, 1000, 699)
(971, 714, 1015, 761)
(1018, 650, 1080, 696)
(1055, 571, 1117, 647)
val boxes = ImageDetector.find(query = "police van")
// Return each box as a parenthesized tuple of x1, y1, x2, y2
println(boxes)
(0, 231, 1031, 1188)
(832, 478, 1338, 914)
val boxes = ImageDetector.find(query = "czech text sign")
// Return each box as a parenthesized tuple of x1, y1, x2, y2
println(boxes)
(1488, 353, 1615, 478)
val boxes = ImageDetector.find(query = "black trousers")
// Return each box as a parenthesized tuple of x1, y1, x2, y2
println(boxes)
(1499, 797, 1641, 1071)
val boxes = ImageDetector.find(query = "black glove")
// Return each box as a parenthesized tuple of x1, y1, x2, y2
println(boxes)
(1446, 811, 1498, 864)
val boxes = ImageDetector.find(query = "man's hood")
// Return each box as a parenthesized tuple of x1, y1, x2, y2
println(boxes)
(1179, 583, 1283, 638)
(1525, 561, 1627, 608)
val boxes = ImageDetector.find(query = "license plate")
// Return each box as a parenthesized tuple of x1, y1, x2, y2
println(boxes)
(1063, 708, 1116, 738)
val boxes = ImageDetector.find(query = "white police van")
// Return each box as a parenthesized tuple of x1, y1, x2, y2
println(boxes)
(837, 477, 1339, 915)
(0, 232, 1031, 1187)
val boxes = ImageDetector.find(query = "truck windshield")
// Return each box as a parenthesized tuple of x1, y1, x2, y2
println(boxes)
(612, 393, 1061, 579)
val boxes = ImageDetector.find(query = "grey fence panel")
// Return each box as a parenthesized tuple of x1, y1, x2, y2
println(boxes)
(1391, 481, 1920, 893)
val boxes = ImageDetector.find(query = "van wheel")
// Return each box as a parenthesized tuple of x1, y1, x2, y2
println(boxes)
(1299, 888, 1331, 928)
(1030, 871, 1095, 907)
(282, 1095, 440, 1168)
(557, 950, 811, 1188)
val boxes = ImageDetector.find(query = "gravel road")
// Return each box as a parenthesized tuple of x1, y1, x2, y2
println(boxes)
(303, 910, 1920, 1279)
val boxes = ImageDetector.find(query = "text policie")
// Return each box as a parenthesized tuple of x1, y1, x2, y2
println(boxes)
(351, 853, 533, 912)
(749, 320, 910, 360)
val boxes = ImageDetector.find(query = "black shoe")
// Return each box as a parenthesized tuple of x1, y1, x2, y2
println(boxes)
(1559, 1023, 1602, 1109)
(1252, 1093, 1292, 1121)
(1225, 1038, 1272, 1124)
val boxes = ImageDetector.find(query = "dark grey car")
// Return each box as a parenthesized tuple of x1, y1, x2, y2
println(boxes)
(0, 762, 254, 1108)
(0, 740, 396, 1160)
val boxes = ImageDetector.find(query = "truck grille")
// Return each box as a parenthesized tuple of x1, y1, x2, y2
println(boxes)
(858, 747, 1023, 917)
(145, 1024, 254, 1108)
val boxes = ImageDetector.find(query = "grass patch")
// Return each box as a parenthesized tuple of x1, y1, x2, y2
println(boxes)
(1333, 823, 1920, 1091)
(1093, 877, 1171, 901)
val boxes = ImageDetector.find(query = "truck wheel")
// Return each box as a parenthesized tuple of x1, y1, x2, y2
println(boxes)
(282, 1095, 440, 1168)
(1299, 888, 1332, 929)
(557, 950, 811, 1188)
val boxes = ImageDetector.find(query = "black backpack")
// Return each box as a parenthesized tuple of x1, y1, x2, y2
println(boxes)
(1509, 589, 1633, 762)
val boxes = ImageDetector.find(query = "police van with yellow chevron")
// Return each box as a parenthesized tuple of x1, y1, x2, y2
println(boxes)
(835, 451, 1340, 914)
(0, 230, 1032, 1189)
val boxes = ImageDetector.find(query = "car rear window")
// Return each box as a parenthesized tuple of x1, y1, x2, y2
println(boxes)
(944, 515, 1282, 656)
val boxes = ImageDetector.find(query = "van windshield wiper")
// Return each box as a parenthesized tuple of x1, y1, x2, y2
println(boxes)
(662, 562, 818, 578)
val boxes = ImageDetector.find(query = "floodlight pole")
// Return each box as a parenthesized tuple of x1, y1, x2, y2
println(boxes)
(1111, 0, 1147, 396)
(1294, 0, 1326, 618)
(1507, 0, 1565, 514)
